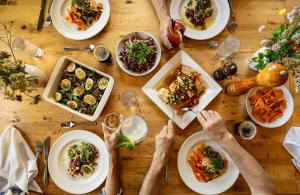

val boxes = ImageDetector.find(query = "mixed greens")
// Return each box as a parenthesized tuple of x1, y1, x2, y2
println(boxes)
(55, 61, 109, 116)
(119, 34, 157, 73)
(185, 0, 214, 28)
(67, 142, 99, 177)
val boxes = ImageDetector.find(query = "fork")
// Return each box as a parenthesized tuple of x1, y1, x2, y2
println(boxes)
(227, 0, 238, 32)
(44, 0, 53, 27)
(35, 140, 43, 179)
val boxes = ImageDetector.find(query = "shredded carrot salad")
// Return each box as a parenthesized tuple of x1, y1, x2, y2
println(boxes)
(248, 87, 286, 123)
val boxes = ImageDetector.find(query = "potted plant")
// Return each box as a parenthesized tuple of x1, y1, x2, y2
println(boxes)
(249, 7, 300, 92)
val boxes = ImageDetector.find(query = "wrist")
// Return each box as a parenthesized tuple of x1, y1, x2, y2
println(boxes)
(218, 132, 236, 149)
(109, 150, 119, 164)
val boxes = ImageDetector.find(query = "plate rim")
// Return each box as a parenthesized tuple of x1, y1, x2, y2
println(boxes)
(48, 130, 109, 194)
(177, 131, 240, 194)
(170, 0, 230, 40)
(246, 85, 294, 128)
(50, 0, 110, 40)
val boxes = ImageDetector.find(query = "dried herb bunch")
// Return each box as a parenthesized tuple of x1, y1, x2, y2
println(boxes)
(0, 22, 40, 103)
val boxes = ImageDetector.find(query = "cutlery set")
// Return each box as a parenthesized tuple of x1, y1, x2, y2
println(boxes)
(35, 136, 50, 186)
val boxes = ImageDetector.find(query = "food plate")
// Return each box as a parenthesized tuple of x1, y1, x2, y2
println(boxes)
(170, 0, 230, 40)
(178, 131, 239, 194)
(246, 86, 294, 128)
(43, 56, 114, 121)
(48, 130, 109, 194)
(142, 50, 221, 129)
(51, 0, 110, 40)
(116, 31, 161, 77)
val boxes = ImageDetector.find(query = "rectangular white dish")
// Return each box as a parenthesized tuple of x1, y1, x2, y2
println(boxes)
(43, 56, 114, 121)
(142, 50, 222, 129)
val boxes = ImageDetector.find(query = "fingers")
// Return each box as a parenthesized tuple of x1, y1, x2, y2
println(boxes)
(159, 125, 168, 137)
(201, 110, 212, 121)
(102, 123, 110, 137)
(162, 38, 173, 49)
(197, 112, 207, 127)
(167, 119, 174, 137)
(213, 111, 222, 120)
(208, 110, 216, 118)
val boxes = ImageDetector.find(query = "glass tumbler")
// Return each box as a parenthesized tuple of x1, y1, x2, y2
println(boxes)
(215, 35, 240, 59)
(12, 36, 43, 57)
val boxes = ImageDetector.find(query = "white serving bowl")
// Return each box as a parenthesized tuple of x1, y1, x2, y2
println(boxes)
(246, 86, 294, 128)
(116, 31, 161, 77)
(43, 56, 114, 121)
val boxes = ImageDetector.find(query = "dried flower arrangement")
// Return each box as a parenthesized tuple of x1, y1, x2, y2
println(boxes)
(0, 22, 41, 104)
(253, 7, 300, 92)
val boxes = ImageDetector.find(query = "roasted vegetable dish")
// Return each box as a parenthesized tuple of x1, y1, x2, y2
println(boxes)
(119, 34, 157, 73)
(185, 0, 214, 28)
(55, 61, 109, 115)
(188, 143, 227, 182)
(66, 0, 103, 31)
(157, 65, 206, 114)
(248, 87, 287, 123)
(67, 142, 99, 177)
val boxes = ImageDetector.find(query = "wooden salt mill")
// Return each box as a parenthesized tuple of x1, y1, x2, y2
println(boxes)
(225, 63, 288, 96)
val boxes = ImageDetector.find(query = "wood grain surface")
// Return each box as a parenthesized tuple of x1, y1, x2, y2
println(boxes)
(0, 0, 299, 194)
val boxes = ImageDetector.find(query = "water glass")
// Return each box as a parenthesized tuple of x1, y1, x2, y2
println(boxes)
(120, 90, 138, 108)
(215, 35, 240, 59)
(12, 37, 43, 57)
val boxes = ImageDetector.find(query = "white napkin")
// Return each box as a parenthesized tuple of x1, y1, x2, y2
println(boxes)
(0, 125, 42, 194)
(283, 127, 300, 171)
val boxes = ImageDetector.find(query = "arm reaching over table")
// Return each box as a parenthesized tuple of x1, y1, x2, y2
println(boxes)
(150, 0, 173, 49)
(197, 110, 276, 195)
(101, 120, 122, 195)
(139, 120, 175, 195)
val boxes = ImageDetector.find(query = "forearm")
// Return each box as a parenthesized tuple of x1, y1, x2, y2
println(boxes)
(104, 152, 121, 195)
(150, 0, 170, 21)
(139, 154, 165, 195)
(220, 133, 275, 195)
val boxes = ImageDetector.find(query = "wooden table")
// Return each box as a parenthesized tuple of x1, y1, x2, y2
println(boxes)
(0, 0, 299, 194)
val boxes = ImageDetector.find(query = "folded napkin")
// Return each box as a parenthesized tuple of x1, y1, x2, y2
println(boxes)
(0, 125, 42, 194)
(283, 126, 300, 171)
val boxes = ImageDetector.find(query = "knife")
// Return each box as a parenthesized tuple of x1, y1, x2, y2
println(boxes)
(37, 0, 46, 31)
(43, 136, 50, 186)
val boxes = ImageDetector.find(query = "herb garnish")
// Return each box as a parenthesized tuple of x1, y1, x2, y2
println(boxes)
(116, 133, 134, 151)
(126, 42, 156, 65)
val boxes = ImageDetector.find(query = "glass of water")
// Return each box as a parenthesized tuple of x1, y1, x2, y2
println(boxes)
(120, 90, 138, 108)
(12, 37, 43, 57)
(121, 114, 148, 144)
(215, 35, 240, 59)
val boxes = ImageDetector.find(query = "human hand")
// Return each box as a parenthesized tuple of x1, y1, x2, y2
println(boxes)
(159, 16, 173, 49)
(197, 110, 231, 145)
(153, 120, 175, 166)
(102, 114, 125, 160)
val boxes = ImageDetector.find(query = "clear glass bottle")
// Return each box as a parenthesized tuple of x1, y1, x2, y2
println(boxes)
(12, 37, 43, 57)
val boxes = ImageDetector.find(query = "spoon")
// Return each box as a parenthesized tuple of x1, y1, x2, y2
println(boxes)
(181, 107, 197, 113)
(61, 121, 98, 128)
(183, 40, 219, 49)
(63, 44, 96, 52)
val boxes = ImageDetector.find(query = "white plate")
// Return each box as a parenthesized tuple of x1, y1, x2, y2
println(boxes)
(246, 86, 294, 128)
(116, 32, 161, 77)
(43, 56, 114, 121)
(48, 130, 109, 194)
(142, 50, 222, 129)
(51, 0, 110, 40)
(178, 131, 239, 194)
(170, 0, 230, 40)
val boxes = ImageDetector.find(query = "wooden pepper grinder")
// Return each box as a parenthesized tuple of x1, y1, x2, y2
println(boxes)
(225, 63, 288, 96)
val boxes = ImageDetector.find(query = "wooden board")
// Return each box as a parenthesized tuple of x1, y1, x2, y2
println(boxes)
(0, 0, 299, 194)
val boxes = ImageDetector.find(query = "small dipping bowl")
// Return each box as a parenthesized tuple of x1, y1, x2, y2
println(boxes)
(237, 121, 257, 140)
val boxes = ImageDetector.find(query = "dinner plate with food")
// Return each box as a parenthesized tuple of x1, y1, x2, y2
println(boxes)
(178, 131, 239, 194)
(51, 0, 110, 40)
(170, 0, 230, 40)
(43, 56, 114, 121)
(48, 130, 109, 194)
(116, 31, 161, 76)
(246, 86, 294, 128)
(142, 50, 222, 129)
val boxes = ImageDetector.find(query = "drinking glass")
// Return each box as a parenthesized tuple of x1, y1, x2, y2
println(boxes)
(121, 114, 148, 144)
(12, 36, 43, 57)
(104, 113, 121, 133)
(215, 35, 240, 59)
(120, 90, 138, 107)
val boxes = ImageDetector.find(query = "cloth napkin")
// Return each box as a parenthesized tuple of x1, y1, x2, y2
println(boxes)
(283, 126, 300, 172)
(0, 125, 42, 195)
